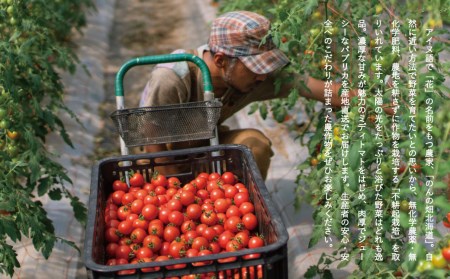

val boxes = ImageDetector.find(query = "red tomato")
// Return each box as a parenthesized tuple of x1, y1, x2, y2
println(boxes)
(202, 227, 218, 242)
(104, 210, 118, 224)
(148, 220, 164, 237)
(234, 192, 250, 207)
(105, 242, 119, 258)
(130, 199, 144, 214)
(184, 230, 199, 243)
(182, 183, 197, 193)
(121, 193, 135, 206)
(235, 231, 250, 247)
(226, 205, 242, 218)
(201, 211, 218, 226)
(134, 189, 148, 201)
(117, 205, 131, 221)
(159, 242, 171, 256)
(442, 247, 450, 261)
(212, 224, 225, 235)
(112, 190, 126, 205)
(226, 239, 242, 252)
(168, 211, 184, 226)
(167, 199, 183, 211)
(113, 180, 128, 192)
(181, 220, 197, 233)
(239, 202, 255, 215)
(143, 234, 162, 253)
(242, 213, 258, 231)
(119, 237, 132, 246)
(143, 182, 155, 192)
(158, 207, 172, 224)
(225, 216, 243, 233)
(179, 190, 196, 206)
(169, 241, 186, 258)
(132, 217, 148, 230)
(210, 188, 225, 201)
(115, 244, 133, 260)
(163, 225, 180, 242)
(217, 213, 227, 225)
(209, 242, 221, 254)
(208, 172, 221, 181)
(154, 186, 166, 196)
(191, 236, 209, 251)
(248, 235, 264, 248)
(221, 172, 236, 185)
(126, 213, 139, 223)
(130, 228, 147, 244)
(141, 204, 159, 221)
(157, 194, 169, 205)
(135, 246, 153, 260)
(167, 177, 181, 189)
(185, 248, 199, 258)
(129, 172, 145, 188)
(196, 189, 210, 200)
(118, 220, 133, 235)
(166, 187, 178, 198)
(235, 183, 248, 193)
(193, 177, 207, 190)
(193, 249, 213, 266)
(186, 203, 202, 220)
(207, 179, 223, 192)
(224, 185, 238, 199)
(152, 173, 167, 187)
(143, 194, 159, 206)
(138, 257, 155, 273)
(105, 228, 120, 243)
(218, 231, 235, 249)
(196, 223, 208, 236)
(105, 219, 120, 229)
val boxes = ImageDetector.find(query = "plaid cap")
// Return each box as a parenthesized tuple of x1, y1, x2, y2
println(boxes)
(208, 11, 290, 75)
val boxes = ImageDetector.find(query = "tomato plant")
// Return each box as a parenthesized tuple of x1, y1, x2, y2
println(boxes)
(0, 0, 95, 276)
(218, 0, 450, 278)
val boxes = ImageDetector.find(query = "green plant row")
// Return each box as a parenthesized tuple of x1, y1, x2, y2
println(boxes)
(0, 0, 95, 276)
(219, 0, 450, 278)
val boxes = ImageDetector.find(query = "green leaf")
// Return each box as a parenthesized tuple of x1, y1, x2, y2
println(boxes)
(37, 177, 51, 197)
(304, 265, 318, 278)
(48, 188, 62, 200)
(70, 197, 87, 226)
(349, 143, 360, 171)
(0, 219, 21, 242)
(360, 248, 375, 272)
(259, 102, 268, 119)
(248, 103, 259, 115)
(308, 225, 323, 248)
(322, 269, 334, 279)
(434, 195, 450, 212)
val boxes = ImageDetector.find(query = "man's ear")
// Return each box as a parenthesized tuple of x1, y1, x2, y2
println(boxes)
(213, 52, 227, 68)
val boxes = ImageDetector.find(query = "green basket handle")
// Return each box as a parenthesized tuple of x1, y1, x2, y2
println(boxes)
(115, 53, 213, 97)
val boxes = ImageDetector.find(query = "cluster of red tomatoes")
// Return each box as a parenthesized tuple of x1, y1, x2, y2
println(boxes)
(103, 171, 265, 277)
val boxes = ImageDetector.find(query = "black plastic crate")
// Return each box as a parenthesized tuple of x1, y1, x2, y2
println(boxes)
(84, 144, 288, 279)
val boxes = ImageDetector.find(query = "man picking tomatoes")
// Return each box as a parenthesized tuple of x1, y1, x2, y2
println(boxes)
(140, 11, 349, 179)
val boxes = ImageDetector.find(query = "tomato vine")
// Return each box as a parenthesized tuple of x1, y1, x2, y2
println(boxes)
(0, 0, 94, 276)
(220, 0, 450, 278)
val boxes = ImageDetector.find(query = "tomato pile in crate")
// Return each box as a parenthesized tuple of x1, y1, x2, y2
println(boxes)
(84, 145, 288, 279)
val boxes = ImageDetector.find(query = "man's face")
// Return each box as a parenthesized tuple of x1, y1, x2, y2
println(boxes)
(223, 58, 268, 93)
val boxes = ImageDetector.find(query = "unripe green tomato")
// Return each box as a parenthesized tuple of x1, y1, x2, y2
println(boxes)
(416, 260, 433, 272)
(0, 119, 10, 129)
(6, 143, 18, 156)
(6, 5, 13, 14)
(0, 108, 6, 119)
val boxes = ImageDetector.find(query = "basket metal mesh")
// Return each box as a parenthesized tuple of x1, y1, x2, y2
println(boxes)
(110, 100, 222, 146)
